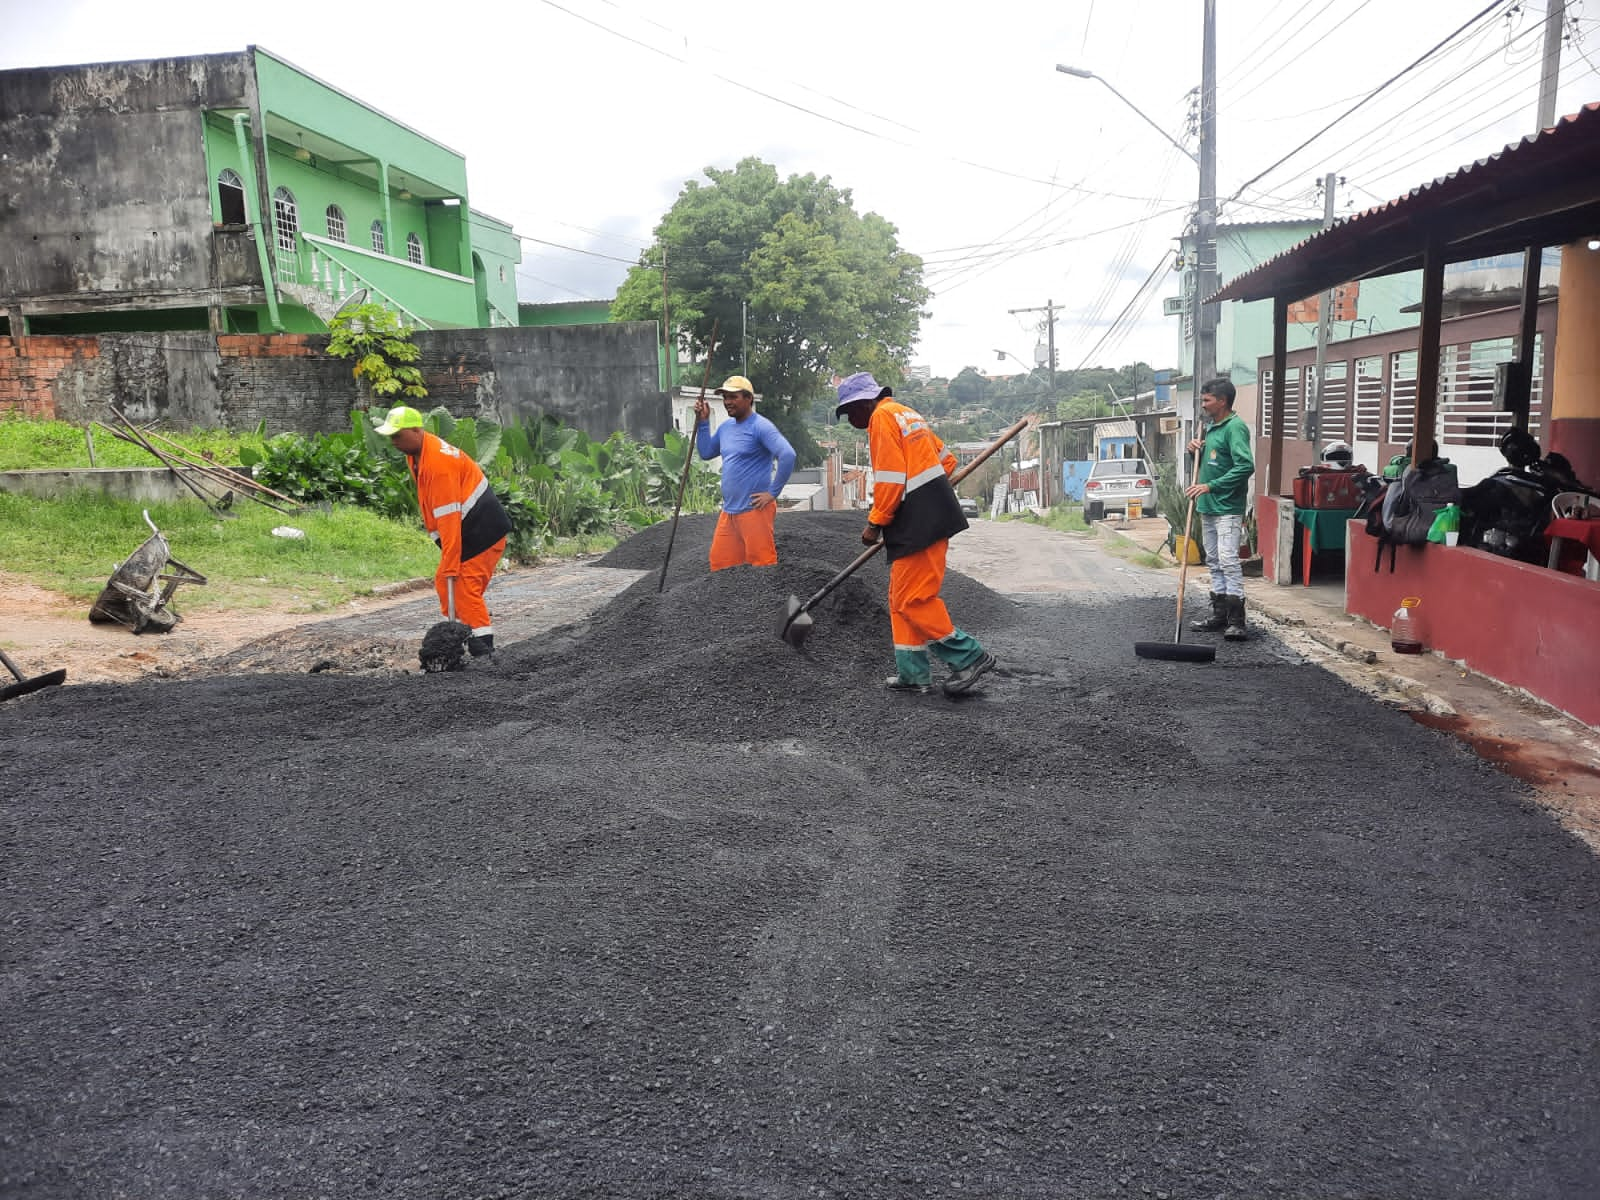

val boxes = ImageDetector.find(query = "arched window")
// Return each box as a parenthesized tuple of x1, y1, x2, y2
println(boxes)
(217, 169, 246, 225)
(272, 186, 298, 257)
(325, 204, 346, 243)
(370, 219, 386, 254)
(406, 232, 423, 266)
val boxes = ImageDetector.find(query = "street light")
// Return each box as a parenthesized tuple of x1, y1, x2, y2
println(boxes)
(1053, 66, 1197, 165)
(993, 349, 1037, 370)
(1057, 10, 1218, 485)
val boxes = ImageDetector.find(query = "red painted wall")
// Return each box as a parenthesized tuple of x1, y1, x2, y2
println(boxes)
(1346, 525, 1600, 727)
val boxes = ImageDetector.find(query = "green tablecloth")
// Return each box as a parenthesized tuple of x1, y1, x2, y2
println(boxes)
(1295, 506, 1360, 552)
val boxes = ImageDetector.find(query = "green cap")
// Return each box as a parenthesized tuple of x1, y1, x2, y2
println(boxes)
(373, 405, 424, 435)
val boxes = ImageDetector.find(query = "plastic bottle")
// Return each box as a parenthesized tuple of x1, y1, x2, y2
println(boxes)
(1391, 596, 1423, 655)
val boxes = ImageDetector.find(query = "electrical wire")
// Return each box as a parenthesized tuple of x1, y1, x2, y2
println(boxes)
(1224, 0, 1514, 206)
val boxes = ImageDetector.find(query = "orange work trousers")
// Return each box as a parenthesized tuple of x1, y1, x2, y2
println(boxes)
(709, 506, 778, 571)
(435, 537, 506, 636)
(888, 539, 956, 649)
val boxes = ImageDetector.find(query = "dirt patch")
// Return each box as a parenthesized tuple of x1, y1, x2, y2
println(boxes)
(0, 569, 439, 684)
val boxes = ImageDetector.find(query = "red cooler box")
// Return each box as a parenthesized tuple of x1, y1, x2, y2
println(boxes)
(1293, 467, 1364, 509)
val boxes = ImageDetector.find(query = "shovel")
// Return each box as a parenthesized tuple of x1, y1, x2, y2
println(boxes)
(0, 649, 66, 703)
(419, 576, 471, 673)
(1135, 447, 1216, 664)
(780, 415, 1030, 648)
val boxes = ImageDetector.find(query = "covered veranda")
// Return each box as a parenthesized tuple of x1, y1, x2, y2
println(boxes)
(1212, 102, 1600, 727)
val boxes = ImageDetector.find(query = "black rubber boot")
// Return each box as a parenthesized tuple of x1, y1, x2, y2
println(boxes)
(466, 633, 495, 657)
(1190, 592, 1228, 633)
(1224, 595, 1249, 641)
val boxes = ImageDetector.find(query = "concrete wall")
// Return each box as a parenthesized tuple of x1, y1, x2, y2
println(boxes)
(0, 53, 254, 305)
(0, 322, 669, 444)
(1345, 524, 1600, 728)
(0, 467, 225, 504)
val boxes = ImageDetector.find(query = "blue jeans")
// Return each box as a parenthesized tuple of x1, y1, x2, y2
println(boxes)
(1201, 512, 1243, 597)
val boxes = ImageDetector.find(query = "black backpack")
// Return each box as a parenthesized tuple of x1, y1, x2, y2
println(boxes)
(1368, 458, 1460, 571)
(1384, 459, 1461, 546)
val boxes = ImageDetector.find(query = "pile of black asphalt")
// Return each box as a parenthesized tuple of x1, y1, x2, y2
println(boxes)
(4, 510, 1598, 1198)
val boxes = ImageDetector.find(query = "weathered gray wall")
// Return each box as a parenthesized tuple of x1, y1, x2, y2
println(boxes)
(0, 53, 252, 303)
(14, 323, 670, 445)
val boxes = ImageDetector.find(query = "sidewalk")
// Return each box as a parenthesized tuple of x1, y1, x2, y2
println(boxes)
(1093, 515, 1600, 851)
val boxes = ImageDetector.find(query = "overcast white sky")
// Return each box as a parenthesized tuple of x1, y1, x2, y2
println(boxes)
(6, 1, 1600, 380)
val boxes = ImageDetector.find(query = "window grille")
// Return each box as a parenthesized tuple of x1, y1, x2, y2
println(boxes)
(1259, 367, 1303, 439)
(272, 187, 299, 283)
(1387, 351, 1417, 444)
(370, 220, 386, 254)
(1439, 334, 1546, 448)
(1318, 361, 1349, 442)
(1354, 356, 1383, 442)
(406, 232, 423, 266)
(217, 169, 246, 225)
(325, 204, 346, 243)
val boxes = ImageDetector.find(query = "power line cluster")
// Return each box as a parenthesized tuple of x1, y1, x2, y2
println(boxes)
(516, 0, 1595, 374)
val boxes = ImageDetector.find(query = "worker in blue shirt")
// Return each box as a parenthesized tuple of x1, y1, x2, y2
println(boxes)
(694, 375, 797, 570)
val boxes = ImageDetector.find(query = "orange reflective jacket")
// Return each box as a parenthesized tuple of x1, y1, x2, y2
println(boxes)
(408, 431, 512, 574)
(867, 400, 967, 560)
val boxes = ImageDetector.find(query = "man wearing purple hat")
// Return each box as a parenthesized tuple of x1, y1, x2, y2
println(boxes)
(833, 371, 996, 696)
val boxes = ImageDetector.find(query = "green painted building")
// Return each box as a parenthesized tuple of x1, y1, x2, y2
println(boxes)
(1, 47, 521, 336)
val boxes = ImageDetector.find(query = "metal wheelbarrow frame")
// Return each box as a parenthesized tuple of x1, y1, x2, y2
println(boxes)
(89, 512, 208, 634)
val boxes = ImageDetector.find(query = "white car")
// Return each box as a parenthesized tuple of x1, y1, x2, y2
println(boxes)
(1083, 458, 1156, 520)
(959, 496, 980, 518)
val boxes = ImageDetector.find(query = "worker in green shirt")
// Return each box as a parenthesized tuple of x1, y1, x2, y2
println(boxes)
(1184, 377, 1255, 641)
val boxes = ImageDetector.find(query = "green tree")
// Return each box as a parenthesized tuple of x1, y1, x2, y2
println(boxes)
(326, 302, 426, 405)
(946, 367, 991, 409)
(612, 157, 930, 466)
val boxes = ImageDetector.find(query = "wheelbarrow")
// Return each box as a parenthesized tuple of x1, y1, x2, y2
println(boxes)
(89, 511, 208, 634)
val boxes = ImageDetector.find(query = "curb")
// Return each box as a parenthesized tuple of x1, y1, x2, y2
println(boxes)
(1248, 596, 1456, 716)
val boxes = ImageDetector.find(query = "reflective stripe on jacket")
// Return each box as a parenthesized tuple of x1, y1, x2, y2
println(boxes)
(409, 431, 513, 571)
(868, 400, 967, 560)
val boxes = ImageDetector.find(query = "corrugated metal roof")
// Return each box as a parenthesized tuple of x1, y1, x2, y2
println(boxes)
(1212, 101, 1600, 304)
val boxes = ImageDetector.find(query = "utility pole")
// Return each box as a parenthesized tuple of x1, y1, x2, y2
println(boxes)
(1304, 172, 1339, 444)
(1512, 0, 1565, 433)
(1008, 299, 1058, 507)
(1537, 0, 1565, 127)
(1191, 0, 1219, 484)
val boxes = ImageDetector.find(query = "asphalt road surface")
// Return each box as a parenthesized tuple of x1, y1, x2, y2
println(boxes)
(4, 511, 1597, 1198)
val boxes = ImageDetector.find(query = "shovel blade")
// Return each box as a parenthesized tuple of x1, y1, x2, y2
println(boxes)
(779, 595, 813, 647)
(0, 668, 67, 702)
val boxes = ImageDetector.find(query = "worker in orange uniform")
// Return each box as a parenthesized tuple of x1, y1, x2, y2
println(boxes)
(833, 372, 996, 696)
(373, 405, 512, 659)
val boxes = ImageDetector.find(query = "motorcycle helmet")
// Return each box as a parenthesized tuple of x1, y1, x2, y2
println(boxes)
(1321, 441, 1353, 467)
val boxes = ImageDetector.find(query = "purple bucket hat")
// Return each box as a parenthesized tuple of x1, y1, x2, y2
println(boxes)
(833, 371, 892, 419)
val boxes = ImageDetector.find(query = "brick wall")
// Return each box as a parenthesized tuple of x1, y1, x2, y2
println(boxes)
(0, 324, 668, 444)
(0, 336, 102, 419)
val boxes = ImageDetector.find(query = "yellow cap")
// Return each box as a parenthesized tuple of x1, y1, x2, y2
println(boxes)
(715, 376, 755, 398)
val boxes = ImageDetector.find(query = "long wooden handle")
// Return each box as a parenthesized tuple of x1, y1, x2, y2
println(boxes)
(657, 321, 720, 593)
(1173, 445, 1202, 641)
(447, 575, 457, 624)
(802, 416, 1033, 614)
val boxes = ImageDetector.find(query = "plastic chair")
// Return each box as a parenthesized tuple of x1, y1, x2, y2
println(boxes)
(1546, 492, 1600, 579)
(1551, 491, 1600, 519)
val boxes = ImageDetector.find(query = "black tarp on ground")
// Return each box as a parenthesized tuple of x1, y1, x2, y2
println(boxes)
(3, 512, 1598, 1198)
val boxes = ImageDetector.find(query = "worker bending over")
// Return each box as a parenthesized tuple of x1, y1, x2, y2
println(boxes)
(375, 405, 512, 658)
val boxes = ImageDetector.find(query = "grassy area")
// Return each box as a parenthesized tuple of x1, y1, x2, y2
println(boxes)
(0, 492, 442, 612)
(1000, 504, 1092, 534)
(0, 416, 262, 471)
